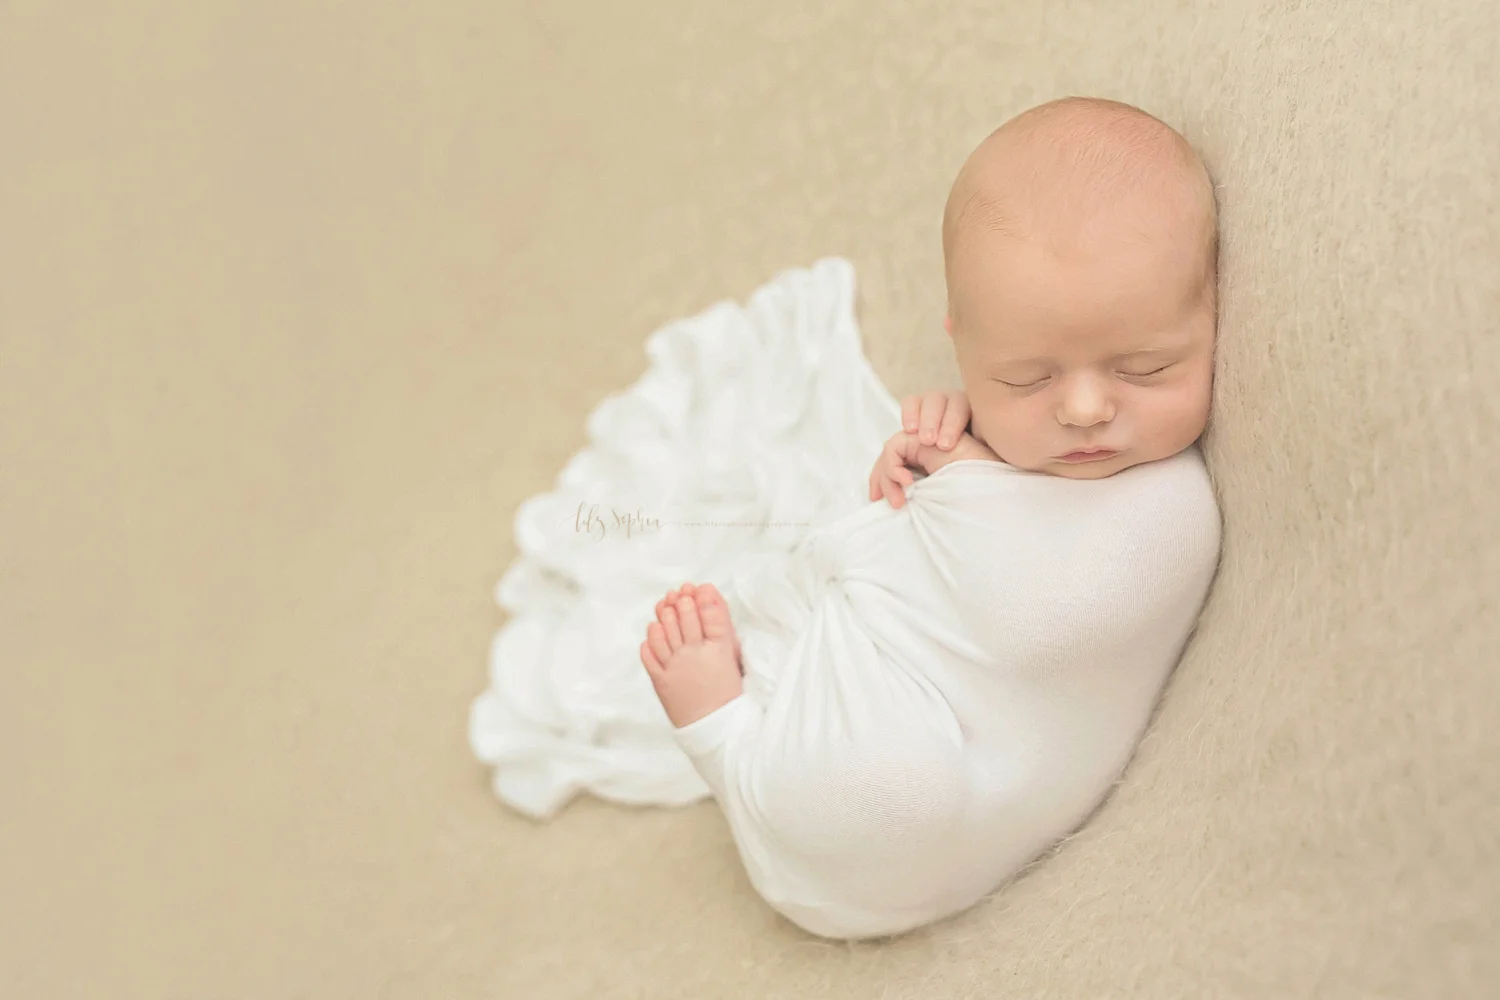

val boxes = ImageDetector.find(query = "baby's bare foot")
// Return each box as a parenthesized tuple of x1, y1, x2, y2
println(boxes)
(641, 583, 744, 728)
(655, 582, 742, 671)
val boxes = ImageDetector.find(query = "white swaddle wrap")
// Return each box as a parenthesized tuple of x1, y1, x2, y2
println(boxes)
(469, 257, 1222, 939)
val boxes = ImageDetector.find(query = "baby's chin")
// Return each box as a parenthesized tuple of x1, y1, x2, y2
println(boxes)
(1045, 458, 1128, 480)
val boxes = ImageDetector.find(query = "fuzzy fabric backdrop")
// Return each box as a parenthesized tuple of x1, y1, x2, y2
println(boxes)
(1, 1, 1494, 997)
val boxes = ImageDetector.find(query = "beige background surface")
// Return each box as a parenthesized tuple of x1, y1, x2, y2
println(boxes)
(2, 2, 1496, 997)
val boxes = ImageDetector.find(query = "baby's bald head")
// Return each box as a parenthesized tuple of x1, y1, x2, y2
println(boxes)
(943, 97, 1218, 316)
(939, 99, 1221, 480)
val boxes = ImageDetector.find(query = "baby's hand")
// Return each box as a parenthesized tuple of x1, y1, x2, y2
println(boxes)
(868, 430, 1000, 509)
(901, 390, 972, 450)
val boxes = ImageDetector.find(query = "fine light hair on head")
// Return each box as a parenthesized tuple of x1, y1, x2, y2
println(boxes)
(943, 97, 1219, 309)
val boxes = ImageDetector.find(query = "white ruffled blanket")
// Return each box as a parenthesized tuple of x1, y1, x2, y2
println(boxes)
(469, 257, 901, 820)
(467, 257, 1221, 938)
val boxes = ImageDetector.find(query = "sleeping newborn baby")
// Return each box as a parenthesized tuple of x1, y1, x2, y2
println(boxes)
(637, 97, 1223, 939)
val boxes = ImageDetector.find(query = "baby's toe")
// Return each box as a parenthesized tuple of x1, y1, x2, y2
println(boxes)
(647, 622, 672, 666)
(676, 596, 703, 644)
(657, 587, 685, 622)
(640, 639, 663, 676)
(696, 589, 734, 643)
(660, 605, 684, 651)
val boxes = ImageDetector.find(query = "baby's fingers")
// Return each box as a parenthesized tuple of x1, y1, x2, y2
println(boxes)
(917, 392, 948, 445)
(870, 448, 906, 501)
(888, 430, 925, 468)
(876, 448, 914, 508)
(936, 394, 972, 448)
(881, 471, 908, 509)
(885, 460, 914, 487)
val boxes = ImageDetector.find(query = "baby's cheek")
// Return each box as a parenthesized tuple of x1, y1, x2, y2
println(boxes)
(978, 404, 1038, 446)
(1180, 369, 1215, 426)
(974, 412, 1044, 468)
(1148, 383, 1211, 450)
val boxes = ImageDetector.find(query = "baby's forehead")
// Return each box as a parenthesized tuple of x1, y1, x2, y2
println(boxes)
(953, 241, 1211, 355)
(978, 326, 1197, 363)
(977, 149, 1202, 243)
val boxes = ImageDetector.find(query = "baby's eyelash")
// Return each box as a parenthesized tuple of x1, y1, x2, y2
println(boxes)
(992, 365, 1172, 388)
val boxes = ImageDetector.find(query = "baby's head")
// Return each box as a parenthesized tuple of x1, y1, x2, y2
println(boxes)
(942, 97, 1218, 480)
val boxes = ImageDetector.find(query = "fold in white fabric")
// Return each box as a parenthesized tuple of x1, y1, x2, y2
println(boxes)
(469, 257, 1222, 938)
(469, 257, 900, 820)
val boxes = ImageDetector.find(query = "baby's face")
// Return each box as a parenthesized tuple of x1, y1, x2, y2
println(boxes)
(946, 224, 1215, 481)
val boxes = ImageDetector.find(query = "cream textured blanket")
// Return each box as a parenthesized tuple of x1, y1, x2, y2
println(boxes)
(469, 258, 1221, 937)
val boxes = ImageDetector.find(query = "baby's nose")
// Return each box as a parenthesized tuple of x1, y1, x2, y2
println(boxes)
(1057, 378, 1116, 426)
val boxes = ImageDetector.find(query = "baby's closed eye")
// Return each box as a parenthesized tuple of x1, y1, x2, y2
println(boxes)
(993, 362, 1175, 390)
(1117, 363, 1174, 382)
